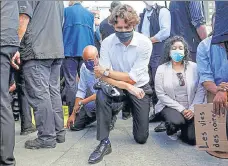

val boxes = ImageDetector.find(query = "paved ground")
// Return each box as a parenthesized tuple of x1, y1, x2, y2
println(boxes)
(15, 115, 227, 166)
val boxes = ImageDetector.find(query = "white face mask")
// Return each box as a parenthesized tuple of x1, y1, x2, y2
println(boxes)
(144, 1, 157, 7)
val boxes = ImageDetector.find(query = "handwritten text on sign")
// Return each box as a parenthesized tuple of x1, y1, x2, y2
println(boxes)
(194, 104, 228, 152)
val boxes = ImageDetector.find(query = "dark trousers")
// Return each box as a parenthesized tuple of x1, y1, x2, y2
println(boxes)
(0, 46, 18, 166)
(160, 107, 196, 145)
(14, 68, 33, 131)
(22, 59, 65, 145)
(72, 101, 96, 130)
(72, 101, 121, 130)
(62, 57, 84, 115)
(96, 84, 151, 144)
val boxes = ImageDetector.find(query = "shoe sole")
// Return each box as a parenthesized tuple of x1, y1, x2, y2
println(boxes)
(25, 144, 56, 149)
(88, 148, 112, 164)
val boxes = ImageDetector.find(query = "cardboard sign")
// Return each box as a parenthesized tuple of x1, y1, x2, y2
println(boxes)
(194, 103, 228, 152)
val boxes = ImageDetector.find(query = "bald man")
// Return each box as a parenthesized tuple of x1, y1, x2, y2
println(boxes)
(67, 46, 120, 131)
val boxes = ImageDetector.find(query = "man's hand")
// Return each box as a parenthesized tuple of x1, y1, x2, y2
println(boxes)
(126, 84, 145, 99)
(182, 110, 194, 120)
(67, 114, 76, 129)
(11, 51, 20, 70)
(9, 83, 16, 93)
(213, 91, 227, 116)
(94, 66, 105, 78)
(150, 37, 159, 44)
(66, 105, 80, 128)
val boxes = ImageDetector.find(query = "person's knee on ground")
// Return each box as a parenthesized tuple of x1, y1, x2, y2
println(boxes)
(134, 132, 149, 144)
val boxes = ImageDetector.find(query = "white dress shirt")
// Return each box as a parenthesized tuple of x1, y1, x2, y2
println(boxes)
(99, 31, 153, 87)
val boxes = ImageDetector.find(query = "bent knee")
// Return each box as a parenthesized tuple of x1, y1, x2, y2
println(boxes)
(134, 133, 148, 144)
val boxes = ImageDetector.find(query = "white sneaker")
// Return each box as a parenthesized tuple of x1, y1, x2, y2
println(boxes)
(168, 133, 178, 141)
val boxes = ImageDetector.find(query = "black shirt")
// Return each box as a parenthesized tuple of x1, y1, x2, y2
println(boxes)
(99, 17, 115, 41)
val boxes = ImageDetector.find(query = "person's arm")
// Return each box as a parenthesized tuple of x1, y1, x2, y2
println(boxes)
(196, 37, 217, 94)
(18, 1, 34, 41)
(189, 74, 206, 112)
(98, 38, 136, 85)
(98, 38, 152, 85)
(81, 94, 96, 105)
(155, 66, 186, 112)
(152, 8, 171, 43)
(189, 1, 207, 40)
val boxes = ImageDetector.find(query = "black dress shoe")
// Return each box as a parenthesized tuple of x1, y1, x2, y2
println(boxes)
(56, 135, 65, 143)
(88, 141, 112, 164)
(154, 122, 166, 132)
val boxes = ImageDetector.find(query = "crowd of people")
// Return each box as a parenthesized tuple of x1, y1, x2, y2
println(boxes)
(0, 1, 228, 165)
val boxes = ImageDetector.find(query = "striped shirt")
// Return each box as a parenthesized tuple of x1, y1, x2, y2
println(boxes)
(189, 1, 206, 28)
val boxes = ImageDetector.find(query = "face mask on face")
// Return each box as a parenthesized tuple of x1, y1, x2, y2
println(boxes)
(170, 50, 185, 62)
(115, 30, 133, 43)
(144, 1, 156, 7)
(84, 60, 94, 71)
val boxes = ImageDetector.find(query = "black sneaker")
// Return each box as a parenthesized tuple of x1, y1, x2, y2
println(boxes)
(88, 141, 112, 164)
(20, 126, 37, 135)
(56, 135, 65, 143)
(25, 138, 56, 149)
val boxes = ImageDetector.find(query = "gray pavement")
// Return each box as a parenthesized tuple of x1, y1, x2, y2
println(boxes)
(14, 115, 227, 166)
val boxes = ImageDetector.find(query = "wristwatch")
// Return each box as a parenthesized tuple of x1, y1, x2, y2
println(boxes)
(103, 69, 110, 77)
(78, 101, 84, 107)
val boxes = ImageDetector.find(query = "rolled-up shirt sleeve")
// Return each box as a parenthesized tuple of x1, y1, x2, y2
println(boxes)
(18, 1, 34, 18)
(99, 39, 112, 69)
(129, 40, 152, 83)
(153, 8, 171, 42)
(76, 66, 87, 99)
(196, 39, 215, 84)
(189, 1, 206, 28)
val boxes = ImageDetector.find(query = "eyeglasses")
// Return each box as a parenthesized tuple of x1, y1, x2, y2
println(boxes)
(176, 73, 185, 86)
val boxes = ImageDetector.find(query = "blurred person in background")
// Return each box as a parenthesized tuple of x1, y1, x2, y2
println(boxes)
(62, 1, 95, 116)
(169, 1, 207, 62)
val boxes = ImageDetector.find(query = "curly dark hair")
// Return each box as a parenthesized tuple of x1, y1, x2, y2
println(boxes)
(108, 4, 140, 27)
(160, 36, 192, 69)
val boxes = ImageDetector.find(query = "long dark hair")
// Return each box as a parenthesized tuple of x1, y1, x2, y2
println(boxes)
(160, 36, 191, 69)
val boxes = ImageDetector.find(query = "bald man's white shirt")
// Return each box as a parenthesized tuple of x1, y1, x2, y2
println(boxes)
(99, 32, 153, 87)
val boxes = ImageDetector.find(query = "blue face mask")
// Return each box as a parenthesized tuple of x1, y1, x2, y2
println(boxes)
(170, 50, 185, 62)
(115, 30, 133, 43)
(84, 60, 94, 71)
